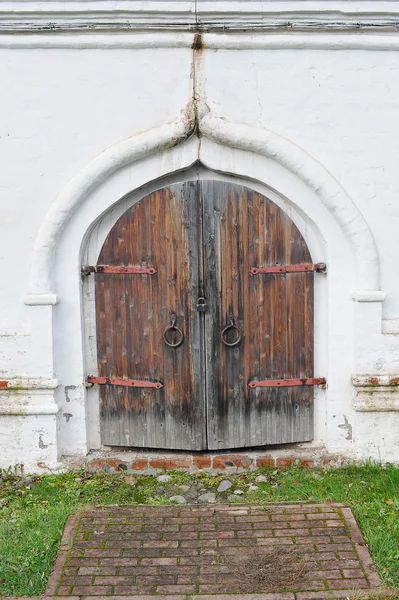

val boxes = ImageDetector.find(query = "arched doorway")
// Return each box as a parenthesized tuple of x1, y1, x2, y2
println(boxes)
(86, 181, 323, 450)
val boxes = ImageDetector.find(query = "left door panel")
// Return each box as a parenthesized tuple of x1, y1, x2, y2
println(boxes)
(95, 182, 206, 450)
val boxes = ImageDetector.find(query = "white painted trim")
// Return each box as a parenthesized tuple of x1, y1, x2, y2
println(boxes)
(0, 377, 59, 390)
(0, 33, 195, 49)
(352, 374, 399, 387)
(3, 25, 399, 35)
(382, 319, 399, 335)
(24, 293, 59, 305)
(203, 34, 399, 51)
(3, 33, 399, 50)
(352, 291, 387, 302)
(0, 378, 60, 415)
(199, 110, 380, 293)
(0, 402, 60, 416)
(26, 107, 195, 298)
(3, 0, 399, 31)
(352, 374, 399, 413)
(26, 106, 382, 302)
(353, 397, 399, 412)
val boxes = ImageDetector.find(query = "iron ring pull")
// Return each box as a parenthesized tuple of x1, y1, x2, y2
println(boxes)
(221, 314, 242, 347)
(163, 312, 184, 348)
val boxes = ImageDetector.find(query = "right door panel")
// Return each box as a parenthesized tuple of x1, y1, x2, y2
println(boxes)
(202, 181, 314, 450)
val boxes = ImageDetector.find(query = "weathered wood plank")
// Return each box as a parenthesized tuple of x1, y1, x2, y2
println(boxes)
(202, 181, 314, 449)
(95, 183, 205, 450)
(95, 180, 314, 451)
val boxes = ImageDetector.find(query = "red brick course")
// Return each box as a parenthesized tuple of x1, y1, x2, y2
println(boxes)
(86, 452, 351, 474)
(48, 503, 387, 598)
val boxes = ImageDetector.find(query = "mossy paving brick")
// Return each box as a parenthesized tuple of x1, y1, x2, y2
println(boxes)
(52, 503, 383, 597)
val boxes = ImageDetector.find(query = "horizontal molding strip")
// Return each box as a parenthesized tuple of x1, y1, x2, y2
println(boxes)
(2, 21, 399, 33)
(352, 374, 399, 387)
(0, 402, 60, 415)
(0, 377, 60, 415)
(0, 377, 59, 390)
(0, 32, 195, 49)
(2, 32, 399, 51)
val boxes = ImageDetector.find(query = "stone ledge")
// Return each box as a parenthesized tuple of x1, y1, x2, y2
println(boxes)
(0, 377, 59, 390)
(0, 378, 59, 415)
(352, 374, 399, 412)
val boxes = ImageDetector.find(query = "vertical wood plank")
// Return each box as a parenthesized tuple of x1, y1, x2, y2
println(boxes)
(95, 183, 205, 450)
(95, 180, 314, 451)
(203, 181, 314, 449)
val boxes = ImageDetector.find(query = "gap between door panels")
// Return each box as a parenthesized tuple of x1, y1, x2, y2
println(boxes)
(198, 178, 209, 449)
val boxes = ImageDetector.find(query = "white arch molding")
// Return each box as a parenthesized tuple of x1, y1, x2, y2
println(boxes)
(24, 107, 383, 306)
(34, 107, 371, 458)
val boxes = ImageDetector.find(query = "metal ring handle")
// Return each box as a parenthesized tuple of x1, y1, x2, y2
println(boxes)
(221, 316, 241, 347)
(163, 313, 184, 348)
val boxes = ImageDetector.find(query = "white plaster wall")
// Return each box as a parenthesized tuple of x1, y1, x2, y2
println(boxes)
(0, 3, 399, 468)
(203, 44, 399, 330)
(0, 414, 57, 471)
(0, 45, 193, 375)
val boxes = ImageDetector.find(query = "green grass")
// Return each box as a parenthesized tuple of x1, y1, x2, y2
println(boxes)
(0, 463, 398, 596)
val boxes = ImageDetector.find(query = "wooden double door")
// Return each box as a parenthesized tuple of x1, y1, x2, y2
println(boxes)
(92, 181, 317, 450)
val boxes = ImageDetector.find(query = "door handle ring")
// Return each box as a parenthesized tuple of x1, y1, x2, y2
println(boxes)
(163, 312, 184, 348)
(221, 315, 241, 347)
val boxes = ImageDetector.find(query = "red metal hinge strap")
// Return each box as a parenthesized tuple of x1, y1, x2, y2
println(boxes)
(87, 376, 163, 389)
(250, 263, 326, 275)
(81, 265, 157, 276)
(248, 377, 326, 388)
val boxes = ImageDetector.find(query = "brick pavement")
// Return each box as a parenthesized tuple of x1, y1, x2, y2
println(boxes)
(47, 504, 387, 599)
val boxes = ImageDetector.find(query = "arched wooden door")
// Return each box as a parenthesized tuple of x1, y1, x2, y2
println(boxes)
(88, 181, 324, 450)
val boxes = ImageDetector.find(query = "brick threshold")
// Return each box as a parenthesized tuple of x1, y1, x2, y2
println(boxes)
(61, 448, 353, 475)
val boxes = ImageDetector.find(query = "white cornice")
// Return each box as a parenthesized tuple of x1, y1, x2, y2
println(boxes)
(1, 1, 399, 32)
(352, 374, 399, 412)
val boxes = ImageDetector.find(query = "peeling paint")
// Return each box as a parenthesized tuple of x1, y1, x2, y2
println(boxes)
(38, 434, 48, 449)
(63, 412, 73, 422)
(338, 415, 353, 440)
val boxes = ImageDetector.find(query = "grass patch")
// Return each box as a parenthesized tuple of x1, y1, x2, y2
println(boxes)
(0, 462, 398, 595)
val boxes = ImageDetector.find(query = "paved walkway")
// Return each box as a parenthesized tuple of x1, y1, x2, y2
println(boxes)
(47, 504, 386, 599)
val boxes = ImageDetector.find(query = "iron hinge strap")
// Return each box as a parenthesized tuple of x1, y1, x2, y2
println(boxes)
(250, 262, 326, 275)
(248, 377, 326, 388)
(81, 265, 157, 276)
(87, 376, 163, 389)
